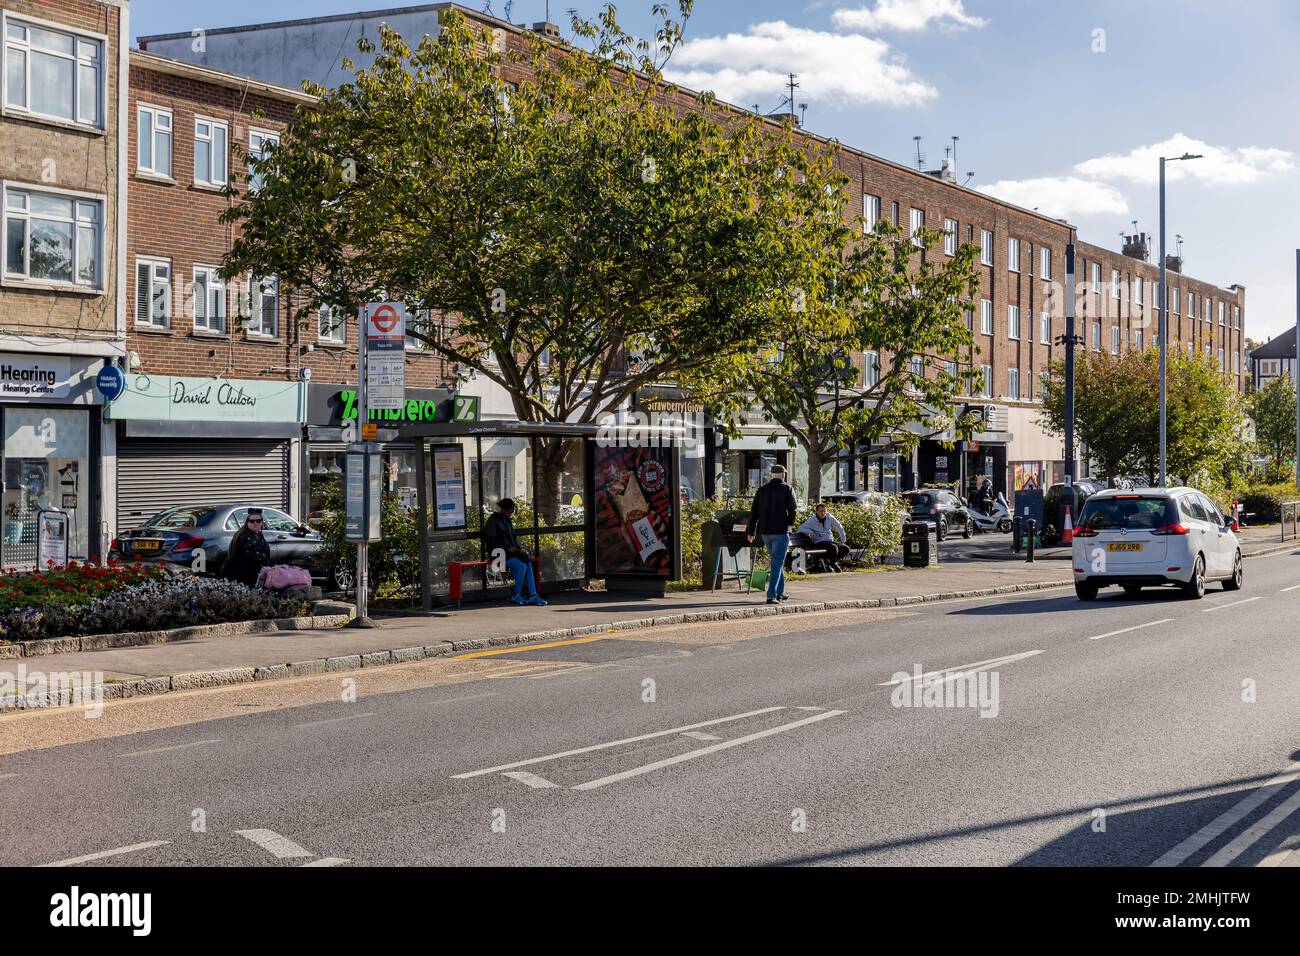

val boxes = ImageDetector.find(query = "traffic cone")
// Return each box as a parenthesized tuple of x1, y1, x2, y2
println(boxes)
(1061, 505, 1074, 544)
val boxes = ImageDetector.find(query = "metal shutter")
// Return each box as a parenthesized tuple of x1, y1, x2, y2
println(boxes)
(117, 440, 290, 530)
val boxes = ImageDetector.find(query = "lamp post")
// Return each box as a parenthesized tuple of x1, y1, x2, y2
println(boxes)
(1158, 152, 1202, 488)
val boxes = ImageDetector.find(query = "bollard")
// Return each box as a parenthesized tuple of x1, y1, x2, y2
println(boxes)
(1012, 515, 1022, 554)
(1026, 519, 1037, 563)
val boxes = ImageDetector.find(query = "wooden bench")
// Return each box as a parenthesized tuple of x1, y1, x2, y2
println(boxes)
(449, 554, 542, 607)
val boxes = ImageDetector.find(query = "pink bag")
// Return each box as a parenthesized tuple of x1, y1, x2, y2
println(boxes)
(259, 564, 313, 590)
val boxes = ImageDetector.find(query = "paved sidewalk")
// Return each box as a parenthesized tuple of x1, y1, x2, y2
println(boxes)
(11, 556, 1075, 683)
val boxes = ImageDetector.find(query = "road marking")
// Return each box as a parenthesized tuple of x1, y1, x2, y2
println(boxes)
(1258, 834, 1300, 867)
(42, 840, 170, 867)
(877, 650, 1044, 687)
(681, 731, 721, 741)
(456, 635, 608, 659)
(431, 692, 498, 705)
(301, 857, 350, 867)
(295, 712, 377, 729)
(1150, 761, 1300, 867)
(235, 829, 315, 859)
(1203, 784, 1300, 867)
(795, 706, 826, 711)
(452, 706, 786, 779)
(571, 710, 847, 791)
(0, 772, 15, 780)
(527, 662, 627, 680)
(1282, 583, 1300, 593)
(1202, 596, 1261, 612)
(1088, 619, 1173, 641)
(121, 738, 221, 758)
(503, 770, 560, 789)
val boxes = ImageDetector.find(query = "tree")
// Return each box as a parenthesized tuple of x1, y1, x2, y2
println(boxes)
(1040, 345, 1247, 486)
(220, 3, 833, 520)
(730, 222, 981, 501)
(1248, 372, 1296, 478)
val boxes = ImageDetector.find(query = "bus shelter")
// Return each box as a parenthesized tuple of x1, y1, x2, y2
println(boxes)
(401, 420, 683, 610)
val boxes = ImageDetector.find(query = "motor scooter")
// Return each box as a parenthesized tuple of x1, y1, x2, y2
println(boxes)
(969, 492, 1012, 533)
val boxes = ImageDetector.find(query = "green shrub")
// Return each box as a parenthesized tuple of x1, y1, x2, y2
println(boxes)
(1237, 481, 1300, 524)
(796, 498, 905, 563)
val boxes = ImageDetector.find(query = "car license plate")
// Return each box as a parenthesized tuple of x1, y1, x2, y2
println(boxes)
(1106, 542, 1143, 552)
(132, 539, 164, 552)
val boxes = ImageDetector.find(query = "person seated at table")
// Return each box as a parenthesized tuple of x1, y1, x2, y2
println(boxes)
(483, 498, 547, 606)
(797, 502, 850, 572)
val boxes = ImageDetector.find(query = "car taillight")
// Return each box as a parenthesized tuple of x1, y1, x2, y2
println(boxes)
(1151, 523, 1189, 536)
(1073, 527, 1097, 537)
(174, 535, 204, 551)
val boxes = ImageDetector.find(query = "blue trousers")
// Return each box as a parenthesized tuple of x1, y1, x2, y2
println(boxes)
(507, 556, 537, 600)
(762, 533, 790, 599)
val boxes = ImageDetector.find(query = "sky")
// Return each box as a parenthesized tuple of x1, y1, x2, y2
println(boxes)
(130, 0, 1300, 341)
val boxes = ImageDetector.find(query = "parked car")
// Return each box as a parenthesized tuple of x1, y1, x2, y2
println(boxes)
(1071, 487, 1242, 601)
(1042, 479, 1106, 544)
(110, 504, 338, 586)
(903, 489, 972, 539)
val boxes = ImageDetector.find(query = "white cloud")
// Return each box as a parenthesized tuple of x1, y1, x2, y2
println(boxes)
(832, 0, 988, 32)
(1075, 134, 1295, 186)
(666, 21, 936, 108)
(976, 176, 1129, 218)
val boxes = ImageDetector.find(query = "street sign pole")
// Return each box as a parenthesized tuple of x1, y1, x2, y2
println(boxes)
(1295, 249, 1299, 488)
(1064, 234, 1077, 487)
(353, 303, 373, 628)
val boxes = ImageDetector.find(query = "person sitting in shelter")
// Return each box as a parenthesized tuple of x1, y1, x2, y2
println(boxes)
(483, 498, 547, 607)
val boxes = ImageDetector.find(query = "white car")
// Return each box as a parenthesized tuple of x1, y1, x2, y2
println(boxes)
(1071, 487, 1243, 601)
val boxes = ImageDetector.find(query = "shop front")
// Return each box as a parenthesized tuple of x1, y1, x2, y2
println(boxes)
(0, 352, 107, 567)
(105, 375, 305, 531)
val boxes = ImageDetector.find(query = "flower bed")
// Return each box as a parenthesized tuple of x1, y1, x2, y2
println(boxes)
(0, 564, 310, 643)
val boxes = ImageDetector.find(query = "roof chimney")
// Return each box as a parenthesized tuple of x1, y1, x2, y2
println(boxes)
(1121, 232, 1149, 262)
(1164, 254, 1183, 274)
(531, 21, 561, 39)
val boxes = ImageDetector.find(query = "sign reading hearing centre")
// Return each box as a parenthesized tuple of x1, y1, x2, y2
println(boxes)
(0, 353, 72, 398)
(104, 375, 305, 423)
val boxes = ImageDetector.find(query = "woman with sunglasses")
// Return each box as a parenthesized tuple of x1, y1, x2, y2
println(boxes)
(222, 508, 272, 589)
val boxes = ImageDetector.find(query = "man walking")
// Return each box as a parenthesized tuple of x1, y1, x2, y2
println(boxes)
(746, 464, 798, 604)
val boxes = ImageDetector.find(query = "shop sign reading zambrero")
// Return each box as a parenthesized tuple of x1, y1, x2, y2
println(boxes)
(0, 353, 73, 398)
(104, 375, 305, 423)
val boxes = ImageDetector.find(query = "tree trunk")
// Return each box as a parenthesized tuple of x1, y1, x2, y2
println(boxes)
(805, 444, 823, 503)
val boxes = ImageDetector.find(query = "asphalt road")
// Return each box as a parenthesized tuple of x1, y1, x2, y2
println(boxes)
(3, 549, 1300, 867)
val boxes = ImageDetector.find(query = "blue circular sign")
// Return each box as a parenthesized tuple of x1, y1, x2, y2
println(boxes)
(96, 365, 126, 402)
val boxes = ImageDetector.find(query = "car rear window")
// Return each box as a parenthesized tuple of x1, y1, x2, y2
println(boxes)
(1079, 496, 1177, 531)
(909, 493, 933, 506)
(143, 507, 215, 529)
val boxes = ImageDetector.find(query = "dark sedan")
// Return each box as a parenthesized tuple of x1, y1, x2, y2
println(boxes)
(110, 504, 332, 583)
(903, 489, 972, 539)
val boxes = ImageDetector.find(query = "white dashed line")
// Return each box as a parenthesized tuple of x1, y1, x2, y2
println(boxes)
(121, 738, 221, 758)
(294, 712, 377, 729)
(877, 650, 1044, 686)
(681, 731, 721, 741)
(1281, 584, 1300, 593)
(1088, 619, 1173, 641)
(235, 829, 314, 859)
(42, 841, 171, 867)
(503, 771, 560, 789)
(1202, 597, 1261, 612)
(301, 857, 350, 867)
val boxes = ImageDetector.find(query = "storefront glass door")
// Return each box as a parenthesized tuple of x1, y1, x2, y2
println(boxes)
(2, 407, 91, 568)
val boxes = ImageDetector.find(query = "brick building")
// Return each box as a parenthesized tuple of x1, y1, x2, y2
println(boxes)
(115, 49, 456, 531)
(0, 0, 127, 565)
(138, 2, 1249, 501)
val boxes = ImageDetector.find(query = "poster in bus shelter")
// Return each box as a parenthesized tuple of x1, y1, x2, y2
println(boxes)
(592, 444, 675, 577)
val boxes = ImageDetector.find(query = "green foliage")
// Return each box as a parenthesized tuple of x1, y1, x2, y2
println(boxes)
(797, 498, 906, 562)
(1236, 481, 1300, 524)
(222, 3, 823, 429)
(1248, 373, 1297, 477)
(316, 484, 421, 595)
(0, 563, 166, 613)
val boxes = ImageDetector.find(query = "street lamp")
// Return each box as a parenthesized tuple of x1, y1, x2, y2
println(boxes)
(1158, 152, 1202, 488)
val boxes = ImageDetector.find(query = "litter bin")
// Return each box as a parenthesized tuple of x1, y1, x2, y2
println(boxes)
(903, 521, 932, 568)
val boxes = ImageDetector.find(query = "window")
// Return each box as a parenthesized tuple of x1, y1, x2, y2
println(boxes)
(1090, 262, 1100, 293)
(248, 276, 277, 336)
(980, 299, 993, 334)
(247, 128, 279, 192)
(1040, 246, 1051, 281)
(1110, 326, 1120, 354)
(943, 218, 956, 256)
(980, 365, 992, 397)
(3, 16, 103, 128)
(318, 304, 345, 344)
(1008, 304, 1021, 340)
(194, 118, 229, 187)
(1218, 301, 1225, 326)
(1134, 329, 1143, 350)
(1092, 320, 1101, 351)
(864, 350, 880, 387)
(1171, 287, 1181, 314)
(1008, 237, 1021, 273)
(137, 105, 173, 176)
(1218, 348, 1225, 370)
(909, 356, 924, 379)
(3, 184, 101, 287)
(863, 194, 880, 232)
(134, 257, 170, 326)
(406, 308, 432, 350)
(909, 207, 924, 248)
(1040, 311, 1051, 345)
(1233, 305, 1240, 329)
(980, 229, 993, 266)
(1007, 367, 1020, 400)
(192, 266, 226, 332)
(943, 360, 958, 380)
(1187, 293, 1196, 319)
(1262, 359, 1280, 376)
(890, 202, 899, 227)
(1111, 269, 1121, 299)
(1134, 277, 1143, 305)
(1233, 351, 1240, 373)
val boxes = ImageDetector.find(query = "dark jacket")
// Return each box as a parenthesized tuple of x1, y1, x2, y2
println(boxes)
(484, 512, 526, 557)
(747, 478, 798, 536)
(223, 529, 271, 588)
